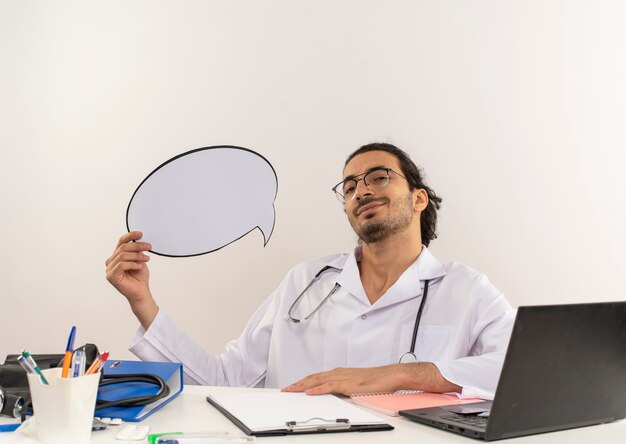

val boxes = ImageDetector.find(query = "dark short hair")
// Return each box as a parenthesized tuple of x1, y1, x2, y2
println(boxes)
(345, 142, 442, 246)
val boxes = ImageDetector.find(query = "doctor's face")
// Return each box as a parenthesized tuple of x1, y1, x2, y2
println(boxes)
(341, 151, 418, 244)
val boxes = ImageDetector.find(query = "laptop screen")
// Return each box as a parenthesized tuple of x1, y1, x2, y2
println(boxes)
(485, 302, 626, 440)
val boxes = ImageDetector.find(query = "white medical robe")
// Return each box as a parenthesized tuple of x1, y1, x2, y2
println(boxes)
(129, 247, 515, 399)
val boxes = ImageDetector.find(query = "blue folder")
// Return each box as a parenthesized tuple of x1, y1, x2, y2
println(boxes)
(96, 360, 183, 422)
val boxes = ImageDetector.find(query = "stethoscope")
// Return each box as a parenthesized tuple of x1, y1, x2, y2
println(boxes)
(287, 266, 430, 364)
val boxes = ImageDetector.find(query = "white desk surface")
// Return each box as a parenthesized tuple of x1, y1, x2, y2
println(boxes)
(1, 385, 625, 443)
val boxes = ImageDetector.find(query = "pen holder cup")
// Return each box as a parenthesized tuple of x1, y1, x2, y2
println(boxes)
(27, 367, 100, 444)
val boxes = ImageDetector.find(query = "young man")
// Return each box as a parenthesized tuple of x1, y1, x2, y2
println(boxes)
(106, 143, 514, 399)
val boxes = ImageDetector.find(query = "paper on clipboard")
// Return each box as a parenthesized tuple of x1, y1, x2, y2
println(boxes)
(206, 392, 392, 435)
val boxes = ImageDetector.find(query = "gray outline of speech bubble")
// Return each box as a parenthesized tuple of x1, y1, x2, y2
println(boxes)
(125, 145, 278, 257)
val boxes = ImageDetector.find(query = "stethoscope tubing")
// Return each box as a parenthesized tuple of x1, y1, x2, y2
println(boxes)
(287, 266, 341, 323)
(287, 266, 431, 362)
(409, 279, 430, 355)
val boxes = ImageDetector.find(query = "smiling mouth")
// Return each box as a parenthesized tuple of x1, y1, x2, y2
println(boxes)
(356, 200, 385, 216)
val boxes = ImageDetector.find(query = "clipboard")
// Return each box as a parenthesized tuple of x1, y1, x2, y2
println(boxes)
(96, 360, 183, 422)
(206, 392, 393, 436)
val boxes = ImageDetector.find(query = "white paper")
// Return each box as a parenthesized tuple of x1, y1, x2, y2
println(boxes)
(208, 392, 388, 432)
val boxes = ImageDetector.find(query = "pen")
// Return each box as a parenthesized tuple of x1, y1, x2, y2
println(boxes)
(62, 326, 76, 378)
(71, 349, 86, 377)
(85, 350, 109, 375)
(99, 351, 110, 367)
(84, 355, 100, 376)
(17, 355, 36, 375)
(21, 351, 48, 385)
(153, 433, 254, 444)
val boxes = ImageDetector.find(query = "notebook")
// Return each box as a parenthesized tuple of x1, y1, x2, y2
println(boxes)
(350, 391, 483, 416)
(400, 302, 626, 441)
(206, 391, 393, 436)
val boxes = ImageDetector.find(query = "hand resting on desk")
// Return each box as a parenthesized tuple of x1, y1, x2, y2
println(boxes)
(282, 362, 461, 396)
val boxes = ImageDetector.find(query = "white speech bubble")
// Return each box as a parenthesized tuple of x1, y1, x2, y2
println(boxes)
(126, 146, 277, 257)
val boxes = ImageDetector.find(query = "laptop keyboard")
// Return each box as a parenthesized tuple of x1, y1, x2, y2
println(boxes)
(442, 415, 489, 429)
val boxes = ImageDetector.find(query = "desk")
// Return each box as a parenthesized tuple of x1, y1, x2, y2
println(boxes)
(1, 386, 625, 443)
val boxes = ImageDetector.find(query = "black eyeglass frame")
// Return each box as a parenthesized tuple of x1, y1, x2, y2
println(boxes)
(331, 167, 407, 202)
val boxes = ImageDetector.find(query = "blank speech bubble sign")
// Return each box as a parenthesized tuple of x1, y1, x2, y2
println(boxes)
(126, 146, 277, 257)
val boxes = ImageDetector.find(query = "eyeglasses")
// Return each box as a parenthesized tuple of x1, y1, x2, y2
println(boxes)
(331, 167, 406, 203)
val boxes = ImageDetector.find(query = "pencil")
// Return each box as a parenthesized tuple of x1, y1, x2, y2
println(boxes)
(85, 350, 109, 375)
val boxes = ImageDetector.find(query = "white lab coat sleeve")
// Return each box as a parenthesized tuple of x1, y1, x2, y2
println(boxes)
(128, 285, 283, 387)
(433, 275, 516, 400)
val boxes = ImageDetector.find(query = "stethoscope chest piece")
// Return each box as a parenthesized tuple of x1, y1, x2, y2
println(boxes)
(399, 352, 418, 364)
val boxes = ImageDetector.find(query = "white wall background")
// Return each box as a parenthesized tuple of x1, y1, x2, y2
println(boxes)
(1, 0, 624, 361)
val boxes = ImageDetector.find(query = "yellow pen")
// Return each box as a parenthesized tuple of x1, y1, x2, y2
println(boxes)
(62, 326, 76, 378)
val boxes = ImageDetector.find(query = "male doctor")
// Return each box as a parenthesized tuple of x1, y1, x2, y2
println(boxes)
(106, 143, 515, 399)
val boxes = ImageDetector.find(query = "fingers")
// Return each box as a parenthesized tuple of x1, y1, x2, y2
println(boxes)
(282, 369, 344, 393)
(106, 251, 150, 270)
(107, 230, 149, 258)
(105, 232, 153, 288)
(106, 231, 152, 266)
(284, 378, 348, 396)
(282, 381, 305, 392)
(304, 382, 340, 396)
(106, 247, 151, 269)
(106, 260, 145, 283)
(116, 231, 144, 249)
(283, 376, 340, 395)
(282, 366, 396, 396)
(281, 373, 320, 392)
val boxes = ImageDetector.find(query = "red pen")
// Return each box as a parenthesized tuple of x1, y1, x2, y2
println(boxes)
(85, 351, 109, 375)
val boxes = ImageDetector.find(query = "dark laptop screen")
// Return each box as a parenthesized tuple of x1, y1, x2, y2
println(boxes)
(485, 302, 626, 440)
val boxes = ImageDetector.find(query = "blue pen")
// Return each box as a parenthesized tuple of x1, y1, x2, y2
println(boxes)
(71, 349, 86, 377)
(21, 351, 48, 385)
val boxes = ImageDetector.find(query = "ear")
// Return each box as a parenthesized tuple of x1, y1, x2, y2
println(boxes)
(413, 188, 429, 213)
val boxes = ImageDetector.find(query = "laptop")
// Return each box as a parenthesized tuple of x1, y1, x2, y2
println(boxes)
(400, 302, 626, 441)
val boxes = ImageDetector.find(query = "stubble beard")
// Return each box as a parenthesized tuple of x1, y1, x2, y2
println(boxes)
(350, 193, 414, 244)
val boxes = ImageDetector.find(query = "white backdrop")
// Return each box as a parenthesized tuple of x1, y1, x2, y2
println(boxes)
(1, 0, 624, 362)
